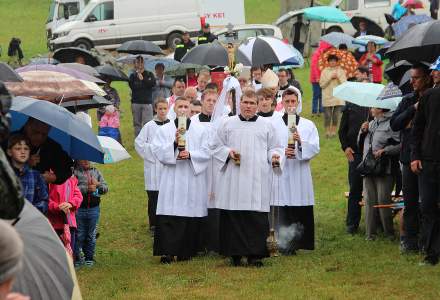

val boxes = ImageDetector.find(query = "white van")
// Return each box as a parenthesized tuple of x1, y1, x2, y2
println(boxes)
(46, 0, 88, 40)
(49, 0, 201, 50)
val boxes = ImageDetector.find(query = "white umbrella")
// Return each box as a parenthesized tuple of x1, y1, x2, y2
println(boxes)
(236, 36, 295, 66)
(97, 136, 131, 163)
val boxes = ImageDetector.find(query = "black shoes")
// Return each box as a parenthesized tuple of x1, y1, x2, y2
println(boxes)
(160, 255, 174, 264)
(231, 256, 243, 267)
(247, 257, 263, 268)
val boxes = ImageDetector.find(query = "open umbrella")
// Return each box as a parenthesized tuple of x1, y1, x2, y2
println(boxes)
(0, 62, 23, 82)
(98, 136, 131, 164)
(303, 6, 350, 23)
(320, 32, 360, 49)
(53, 47, 100, 67)
(117, 40, 163, 55)
(384, 60, 413, 85)
(392, 14, 432, 38)
(375, 83, 403, 110)
(351, 16, 385, 37)
(165, 63, 208, 77)
(59, 63, 101, 78)
(95, 64, 129, 82)
(12, 202, 82, 300)
(403, 0, 424, 9)
(144, 57, 180, 73)
(60, 96, 112, 112)
(353, 35, 388, 46)
(28, 57, 59, 65)
(116, 54, 151, 64)
(319, 48, 358, 79)
(182, 40, 229, 67)
(277, 45, 305, 68)
(16, 64, 104, 83)
(236, 36, 297, 66)
(5, 71, 97, 102)
(386, 20, 440, 62)
(10, 96, 104, 163)
(333, 81, 385, 107)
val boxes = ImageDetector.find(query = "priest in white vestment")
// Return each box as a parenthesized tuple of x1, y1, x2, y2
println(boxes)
(151, 97, 211, 263)
(272, 88, 320, 254)
(134, 99, 170, 235)
(213, 89, 284, 267)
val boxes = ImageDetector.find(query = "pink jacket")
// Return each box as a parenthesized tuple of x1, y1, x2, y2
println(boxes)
(99, 112, 120, 128)
(48, 176, 83, 230)
(310, 41, 333, 83)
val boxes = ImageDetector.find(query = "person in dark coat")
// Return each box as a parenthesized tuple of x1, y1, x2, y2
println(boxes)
(197, 23, 217, 45)
(430, 0, 439, 19)
(390, 64, 432, 252)
(338, 66, 371, 234)
(15, 118, 74, 185)
(353, 21, 372, 61)
(411, 61, 440, 265)
(174, 32, 195, 62)
(129, 55, 156, 137)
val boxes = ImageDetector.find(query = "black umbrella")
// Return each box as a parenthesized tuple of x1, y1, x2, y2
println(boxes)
(386, 20, 440, 63)
(0, 62, 23, 82)
(351, 16, 385, 37)
(117, 40, 163, 55)
(182, 40, 229, 67)
(53, 47, 100, 67)
(95, 64, 129, 81)
(384, 60, 413, 85)
(12, 202, 81, 300)
(398, 69, 413, 94)
(61, 96, 112, 112)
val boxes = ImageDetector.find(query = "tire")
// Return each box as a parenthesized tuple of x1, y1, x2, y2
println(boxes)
(326, 26, 343, 34)
(166, 32, 183, 50)
(74, 38, 93, 50)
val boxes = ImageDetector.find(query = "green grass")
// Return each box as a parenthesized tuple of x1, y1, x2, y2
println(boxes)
(1, 1, 440, 299)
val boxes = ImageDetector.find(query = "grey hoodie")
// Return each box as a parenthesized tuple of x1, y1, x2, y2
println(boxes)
(359, 111, 401, 160)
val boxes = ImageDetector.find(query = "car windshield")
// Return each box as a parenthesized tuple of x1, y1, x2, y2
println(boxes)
(47, 1, 56, 23)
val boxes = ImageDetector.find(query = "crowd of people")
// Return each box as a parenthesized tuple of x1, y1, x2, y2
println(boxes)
(3, 13, 440, 300)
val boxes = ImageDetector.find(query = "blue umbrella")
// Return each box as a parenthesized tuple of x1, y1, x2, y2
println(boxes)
(10, 97, 104, 163)
(320, 32, 360, 49)
(333, 82, 385, 107)
(333, 82, 402, 110)
(303, 6, 350, 23)
(392, 14, 432, 38)
(143, 57, 180, 73)
(353, 35, 388, 46)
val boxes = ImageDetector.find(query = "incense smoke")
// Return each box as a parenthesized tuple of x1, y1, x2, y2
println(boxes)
(277, 223, 304, 252)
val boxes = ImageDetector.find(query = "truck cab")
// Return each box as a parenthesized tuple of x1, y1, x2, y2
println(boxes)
(46, 0, 88, 40)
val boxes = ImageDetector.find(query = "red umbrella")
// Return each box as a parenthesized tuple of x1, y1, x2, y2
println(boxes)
(403, 0, 424, 9)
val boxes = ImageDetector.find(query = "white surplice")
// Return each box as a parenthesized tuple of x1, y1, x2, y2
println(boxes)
(212, 115, 284, 212)
(152, 120, 211, 217)
(274, 115, 320, 206)
(134, 120, 166, 191)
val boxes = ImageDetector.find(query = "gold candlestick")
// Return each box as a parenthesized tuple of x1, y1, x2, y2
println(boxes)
(177, 115, 187, 152)
(266, 228, 279, 257)
(287, 108, 297, 158)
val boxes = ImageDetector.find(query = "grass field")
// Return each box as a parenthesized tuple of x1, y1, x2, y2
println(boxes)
(1, 1, 440, 299)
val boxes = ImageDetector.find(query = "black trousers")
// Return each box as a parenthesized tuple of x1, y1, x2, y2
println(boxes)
(147, 190, 158, 228)
(419, 162, 440, 258)
(402, 164, 420, 245)
(346, 153, 363, 229)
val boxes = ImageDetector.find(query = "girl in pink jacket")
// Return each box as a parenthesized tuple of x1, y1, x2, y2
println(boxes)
(48, 174, 83, 256)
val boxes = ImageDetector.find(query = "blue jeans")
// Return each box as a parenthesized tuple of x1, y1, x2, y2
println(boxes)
(312, 83, 323, 114)
(76, 206, 100, 261)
